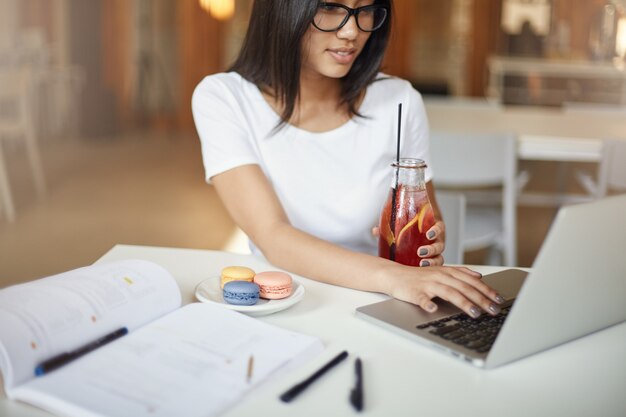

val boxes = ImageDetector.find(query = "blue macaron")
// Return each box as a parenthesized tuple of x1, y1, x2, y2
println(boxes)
(223, 281, 260, 306)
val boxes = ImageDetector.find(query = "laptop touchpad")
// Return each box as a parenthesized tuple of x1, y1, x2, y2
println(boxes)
(481, 269, 528, 301)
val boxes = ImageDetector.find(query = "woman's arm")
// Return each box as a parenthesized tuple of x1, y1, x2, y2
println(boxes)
(213, 165, 503, 317)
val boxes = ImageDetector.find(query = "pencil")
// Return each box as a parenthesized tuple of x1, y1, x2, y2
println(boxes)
(247, 355, 254, 383)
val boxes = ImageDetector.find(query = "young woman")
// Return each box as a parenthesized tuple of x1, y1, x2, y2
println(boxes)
(192, 0, 504, 318)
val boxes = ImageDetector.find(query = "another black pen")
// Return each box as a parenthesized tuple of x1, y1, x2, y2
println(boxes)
(34, 327, 128, 376)
(280, 350, 348, 403)
(350, 357, 363, 412)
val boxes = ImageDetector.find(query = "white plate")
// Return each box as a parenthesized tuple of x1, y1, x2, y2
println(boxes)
(194, 277, 305, 317)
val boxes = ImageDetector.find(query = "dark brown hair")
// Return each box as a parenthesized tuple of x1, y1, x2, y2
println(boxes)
(229, 0, 393, 128)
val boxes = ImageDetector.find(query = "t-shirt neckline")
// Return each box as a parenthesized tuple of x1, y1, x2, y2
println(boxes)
(244, 74, 370, 136)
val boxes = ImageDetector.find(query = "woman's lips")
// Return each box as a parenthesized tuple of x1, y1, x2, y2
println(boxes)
(327, 48, 357, 64)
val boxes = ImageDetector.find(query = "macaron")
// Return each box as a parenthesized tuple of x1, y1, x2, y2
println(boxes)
(253, 271, 293, 300)
(223, 281, 260, 306)
(220, 266, 255, 289)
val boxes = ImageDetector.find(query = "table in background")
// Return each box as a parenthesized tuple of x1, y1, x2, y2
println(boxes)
(516, 134, 605, 206)
(424, 97, 626, 207)
(1, 244, 625, 417)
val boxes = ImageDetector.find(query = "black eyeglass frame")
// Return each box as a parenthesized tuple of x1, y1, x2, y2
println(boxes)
(312, 2, 389, 33)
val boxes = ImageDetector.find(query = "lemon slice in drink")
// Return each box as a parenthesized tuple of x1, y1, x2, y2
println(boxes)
(381, 217, 395, 247)
(417, 202, 434, 233)
(396, 203, 432, 246)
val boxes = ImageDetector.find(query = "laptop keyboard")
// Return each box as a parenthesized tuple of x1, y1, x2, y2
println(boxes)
(416, 306, 512, 353)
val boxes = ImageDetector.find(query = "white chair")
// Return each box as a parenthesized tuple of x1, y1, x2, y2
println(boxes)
(597, 139, 626, 196)
(0, 66, 46, 222)
(435, 191, 466, 265)
(429, 131, 517, 266)
(575, 138, 626, 200)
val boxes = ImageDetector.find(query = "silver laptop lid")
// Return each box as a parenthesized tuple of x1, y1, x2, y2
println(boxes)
(487, 194, 626, 368)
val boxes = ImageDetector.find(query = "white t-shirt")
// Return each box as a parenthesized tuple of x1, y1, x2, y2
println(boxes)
(192, 72, 433, 256)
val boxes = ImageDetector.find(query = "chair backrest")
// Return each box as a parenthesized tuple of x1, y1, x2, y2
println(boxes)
(0, 67, 32, 133)
(436, 191, 466, 265)
(429, 131, 518, 266)
(0, 67, 25, 98)
(429, 131, 517, 188)
(604, 139, 626, 192)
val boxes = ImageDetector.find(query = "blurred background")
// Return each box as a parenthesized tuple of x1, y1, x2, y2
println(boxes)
(1, 0, 626, 286)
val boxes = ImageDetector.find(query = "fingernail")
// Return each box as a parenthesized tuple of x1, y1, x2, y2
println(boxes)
(427, 302, 437, 312)
(418, 248, 428, 256)
(495, 294, 505, 304)
(469, 306, 481, 318)
(488, 303, 501, 315)
(427, 230, 435, 239)
(420, 260, 430, 267)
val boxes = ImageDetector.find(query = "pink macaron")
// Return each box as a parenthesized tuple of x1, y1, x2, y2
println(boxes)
(253, 271, 293, 300)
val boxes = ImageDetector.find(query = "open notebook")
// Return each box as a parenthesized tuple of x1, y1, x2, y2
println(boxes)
(0, 260, 323, 417)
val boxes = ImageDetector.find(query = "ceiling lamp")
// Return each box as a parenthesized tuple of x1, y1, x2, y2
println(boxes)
(199, 0, 235, 21)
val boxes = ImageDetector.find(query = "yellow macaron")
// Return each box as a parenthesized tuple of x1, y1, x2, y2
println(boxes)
(220, 266, 255, 289)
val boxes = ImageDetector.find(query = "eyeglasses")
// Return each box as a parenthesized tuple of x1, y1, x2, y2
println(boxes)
(313, 2, 389, 33)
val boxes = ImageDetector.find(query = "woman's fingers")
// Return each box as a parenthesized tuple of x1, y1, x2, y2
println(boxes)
(446, 267, 504, 305)
(419, 255, 443, 267)
(455, 266, 483, 278)
(391, 266, 505, 318)
(435, 273, 502, 317)
(371, 226, 380, 237)
(418, 241, 445, 258)
(428, 281, 485, 318)
(415, 294, 439, 313)
(426, 221, 445, 241)
(418, 220, 446, 260)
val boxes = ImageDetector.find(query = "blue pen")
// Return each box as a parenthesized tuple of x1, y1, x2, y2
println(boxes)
(34, 327, 128, 376)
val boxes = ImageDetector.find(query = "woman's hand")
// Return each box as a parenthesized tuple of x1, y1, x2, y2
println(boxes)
(382, 263, 505, 318)
(371, 223, 503, 317)
(372, 220, 446, 267)
(416, 220, 445, 267)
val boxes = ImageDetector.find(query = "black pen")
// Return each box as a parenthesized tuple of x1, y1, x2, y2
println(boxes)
(349, 358, 363, 412)
(280, 350, 348, 403)
(34, 327, 128, 376)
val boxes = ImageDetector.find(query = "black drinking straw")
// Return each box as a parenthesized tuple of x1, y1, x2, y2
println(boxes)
(389, 103, 402, 261)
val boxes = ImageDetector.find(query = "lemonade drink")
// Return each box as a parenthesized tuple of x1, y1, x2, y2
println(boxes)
(378, 159, 435, 266)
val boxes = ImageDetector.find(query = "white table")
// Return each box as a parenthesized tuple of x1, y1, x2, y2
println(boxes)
(2, 244, 625, 417)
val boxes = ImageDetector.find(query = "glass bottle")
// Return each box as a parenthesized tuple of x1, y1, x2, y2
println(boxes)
(378, 158, 435, 266)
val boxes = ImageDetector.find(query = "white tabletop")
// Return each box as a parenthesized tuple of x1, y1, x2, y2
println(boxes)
(517, 134, 604, 163)
(2, 244, 625, 417)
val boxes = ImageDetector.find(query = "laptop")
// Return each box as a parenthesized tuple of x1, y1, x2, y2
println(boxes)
(356, 194, 626, 369)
